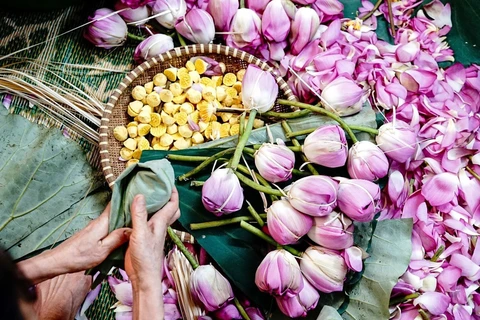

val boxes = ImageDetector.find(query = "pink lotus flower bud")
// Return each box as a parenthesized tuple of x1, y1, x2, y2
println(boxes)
(275, 277, 320, 318)
(347, 141, 389, 181)
(202, 168, 244, 216)
(246, 0, 270, 14)
(321, 76, 364, 116)
(255, 143, 295, 183)
(133, 34, 174, 63)
(83, 8, 128, 49)
(302, 125, 348, 168)
(376, 120, 417, 163)
(300, 246, 347, 293)
(287, 176, 338, 216)
(150, 0, 187, 29)
(190, 265, 234, 312)
(262, 0, 291, 42)
(241, 65, 278, 113)
(289, 7, 320, 55)
(337, 178, 380, 222)
(255, 249, 303, 297)
(175, 9, 215, 44)
(114, 2, 150, 25)
(226, 9, 263, 52)
(207, 0, 238, 31)
(267, 200, 313, 245)
(307, 211, 354, 250)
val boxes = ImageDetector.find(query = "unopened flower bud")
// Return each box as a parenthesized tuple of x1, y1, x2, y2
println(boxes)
(287, 175, 338, 216)
(347, 141, 389, 181)
(255, 143, 295, 183)
(275, 277, 320, 318)
(202, 168, 244, 216)
(302, 125, 348, 168)
(207, 0, 239, 31)
(84, 8, 127, 49)
(255, 249, 303, 297)
(262, 0, 291, 42)
(267, 200, 313, 245)
(175, 8, 215, 44)
(337, 178, 380, 222)
(376, 120, 417, 163)
(300, 246, 347, 293)
(190, 265, 234, 312)
(307, 211, 354, 250)
(134, 34, 174, 63)
(321, 77, 364, 116)
(289, 7, 320, 55)
(241, 65, 278, 113)
(226, 8, 263, 51)
(114, 1, 150, 25)
(150, 0, 187, 29)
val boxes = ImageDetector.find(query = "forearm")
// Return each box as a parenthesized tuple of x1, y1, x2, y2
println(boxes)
(17, 250, 68, 285)
(132, 284, 164, 320)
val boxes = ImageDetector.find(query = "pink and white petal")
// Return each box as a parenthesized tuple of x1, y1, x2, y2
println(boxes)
(76, 283, 102, 320)
(452, 304, 472, 320)
(164, 303, 182, 320)
(421, 172, 458, 207)
(114, 282, 134, 307)
(437, 266, 462, 292)
(413, 292, 450, 315)
(450, 254, 480, 279)
(115, 311, 133, 320)
(344, 246, 363, 272)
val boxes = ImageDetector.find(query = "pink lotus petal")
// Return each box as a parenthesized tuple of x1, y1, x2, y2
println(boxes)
(164, 303, 182, 320)
(445, 63, 466, 92)
(113, 282, 134, 307)
(413, 292, 450, 315)
(115, 312, 133, 320)
(452, 304, 472, 320)
(437, 266, 462, 292)
(421, 172, 458, 207)
(76, 283, 102, 319)
(450, 254, 480, 280)
(344, 246, 363, 272)
(320, 19, 341, 48)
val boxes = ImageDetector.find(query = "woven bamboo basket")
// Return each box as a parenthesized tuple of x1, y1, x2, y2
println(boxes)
(99, 44, 297, 187)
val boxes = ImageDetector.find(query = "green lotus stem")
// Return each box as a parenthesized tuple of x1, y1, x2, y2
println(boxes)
(360, 0, 382, 21)
(243, 147, 256, 155)
(431, 245, 445, 262)
(239, 112, 246, 136)
(281, 120, 319, 175)
(234, 297, 251, 320)
(240, 0, 245, 9)
(127, 32, 145, 41)
(419, 310, 430, 320)
(253, 144, 302, 152)
(177, 32, 187, 46)
(167, 155, 212, 162)
(176, 148, 236, 181)
(190, 214, 267, 230)
(387, 0, 396, 37)
(286, 125, 378, 138)
(240, 221, 302, 257)
(389, 292, 420, 306)
(167, 227, 199, 269)
(236, 164, 279, 202)
(277, 99, 359, 143)
(261, 109, 311, 119)
(234, 171, 284, 196)
(190, 181, 205, 187)
(229, 109, 257, 171)
(466, 167, 480, 182)
(292, 169, 310, 176)
(247, 202, 264, 227)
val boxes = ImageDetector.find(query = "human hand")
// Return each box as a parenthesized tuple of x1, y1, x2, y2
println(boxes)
(124, 187, 180, 291)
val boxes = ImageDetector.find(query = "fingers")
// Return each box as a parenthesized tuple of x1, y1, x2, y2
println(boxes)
(100, 228, 132, 251)
(131, 195, 149, 232)
(149, 190, 181, 229)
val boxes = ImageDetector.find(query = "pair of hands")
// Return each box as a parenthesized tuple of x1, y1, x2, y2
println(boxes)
(19, 188, 180, 289)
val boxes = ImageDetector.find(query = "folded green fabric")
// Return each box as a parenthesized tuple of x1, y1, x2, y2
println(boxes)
(109, 159, 175, 232)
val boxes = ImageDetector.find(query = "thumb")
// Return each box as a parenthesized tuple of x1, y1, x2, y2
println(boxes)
(100, 228, 131, 251)
(130, 194, 148, 232)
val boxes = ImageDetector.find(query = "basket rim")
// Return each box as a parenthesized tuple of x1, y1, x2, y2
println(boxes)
(99, 44, 298, 188)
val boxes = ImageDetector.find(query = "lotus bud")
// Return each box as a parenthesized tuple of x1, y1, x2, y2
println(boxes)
(175, 8, 215, 44)
(226, 9, 263, 51)
(267, 200, 313, 245)
(281, 0, 297, 19)
(275, 277, 320, 318)
(114, 1, 150, 25)
(287, 176, 338, 217)
(321, 77, 364, 116)
(207, 0, 239, 31)
(241, 65, 278, 113)
(289, 7, 320, 55)
(133, 34, 174, 63)
(255, 249, 303, 297)
(255, 143, 295, 183)
(119, 0, 151, 9)
(262, 0, 291, 43)
(83, 8, 128, 49)
(300, 246, 347, 293)
(307, 211, 354, 250)
(337, 178, 380, 222)
(190, 265, 234, 312)
(376, 120, 417, 163)
(202, 168, 244, 216)
(302, 125, 348, 168)
(347, 141, 389, 181)
(150, 0, 187, 29)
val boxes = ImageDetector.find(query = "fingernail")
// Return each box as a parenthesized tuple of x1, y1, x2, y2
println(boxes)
(124, 229, 132, 237)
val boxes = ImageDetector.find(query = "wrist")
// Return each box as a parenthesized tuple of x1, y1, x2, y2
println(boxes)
(17, 250, 67, 284)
